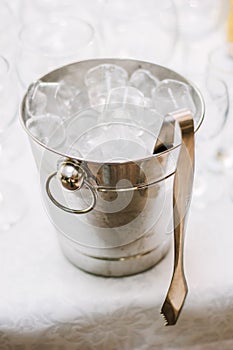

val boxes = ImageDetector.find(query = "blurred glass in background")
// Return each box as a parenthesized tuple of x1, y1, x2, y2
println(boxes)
(17, 14, 99, 88)
(0, 55, 26, 231)
(101, 0, 178, 65)
(173, 0, 229, 74)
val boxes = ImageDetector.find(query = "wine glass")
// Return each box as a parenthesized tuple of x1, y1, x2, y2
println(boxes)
(176, 0, 227, 39)
(0, 55, 26, 231)
(101, 0, 178, 65)
(188, 74, 229, 209)
(174, 0, 228, 74)
(17, 14, 99, 88)
(0, 0, 18, 57)
(207, 43, 233, 172)
(19, 0, 106, 26)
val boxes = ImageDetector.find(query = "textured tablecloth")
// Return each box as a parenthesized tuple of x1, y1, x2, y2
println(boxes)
(1, 129, 233, 350)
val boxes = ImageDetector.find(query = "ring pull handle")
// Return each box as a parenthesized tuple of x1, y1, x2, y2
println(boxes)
(46, 160, 97, 214)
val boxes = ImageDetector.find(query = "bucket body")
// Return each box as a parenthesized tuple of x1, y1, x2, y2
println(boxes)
(21, 59, 204, 276)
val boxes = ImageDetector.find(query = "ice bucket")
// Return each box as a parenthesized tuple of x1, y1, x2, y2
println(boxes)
(20, 59, 204, 277)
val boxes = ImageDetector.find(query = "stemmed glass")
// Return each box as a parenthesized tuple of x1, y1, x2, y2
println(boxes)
(207, 43, 233, 172)
(19, 0, 105, 26)
(0, 0, 18, 57)
(0, 56, 26, 231)
(174, 0, 228, 74)
(101, 0, 178, 65)
(17, 14, 99, 88)
(189, 74, 229, 208)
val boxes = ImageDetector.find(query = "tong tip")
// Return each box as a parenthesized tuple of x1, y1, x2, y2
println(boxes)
(160, 310, 169, 326)
(160, 299, 177, 326)
(160, 288, 188, 326)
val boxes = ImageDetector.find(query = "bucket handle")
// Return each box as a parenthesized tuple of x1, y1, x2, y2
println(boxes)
(46, 160, 97, 214)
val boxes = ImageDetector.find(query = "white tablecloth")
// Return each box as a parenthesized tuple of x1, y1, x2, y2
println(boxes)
(1, 130, 233, 349)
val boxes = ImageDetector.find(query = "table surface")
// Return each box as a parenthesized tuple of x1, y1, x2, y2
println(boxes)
(1, 121, 233, 350)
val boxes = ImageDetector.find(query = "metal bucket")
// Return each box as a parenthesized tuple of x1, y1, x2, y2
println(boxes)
(20, 59, 204, 277)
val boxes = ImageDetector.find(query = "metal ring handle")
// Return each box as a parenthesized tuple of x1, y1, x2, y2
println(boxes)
(46, 172, 97, 214)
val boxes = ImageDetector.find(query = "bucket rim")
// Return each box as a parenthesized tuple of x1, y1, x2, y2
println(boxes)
(20, 58, 205, 166)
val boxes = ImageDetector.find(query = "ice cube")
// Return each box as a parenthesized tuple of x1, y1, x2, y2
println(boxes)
(26, 81, 48, 117)
(65, 108, 99, 146)
(144, 97, 153, 109)
(26, 113, 66, 149)
(69, 89, 90, 116)
(139, 108, 164, 133)
(55, 80, 81, 109)
(84, 64, 128, 110)
(102, 104, 145, 125)
(152, 79, 196, 116)
(26, 80, 70, 118)
(100, 87, 144, 124)
(106, 86, 144, 107)
(70, 123, 155, 162)
(129, 69, 159, 98)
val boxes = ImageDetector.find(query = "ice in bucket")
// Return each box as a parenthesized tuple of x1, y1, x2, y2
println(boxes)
(25, 65, 197, 161)
(84, 63, 128, 109)
(129, 69, 159, 97)
(152, 79, 197, 116)
(26, 114, 66, 148)
(129, 68, 159, 108)
(21, 59, 204, 277)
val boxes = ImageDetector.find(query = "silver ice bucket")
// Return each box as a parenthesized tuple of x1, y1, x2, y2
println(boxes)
(20, 59, 204, 277)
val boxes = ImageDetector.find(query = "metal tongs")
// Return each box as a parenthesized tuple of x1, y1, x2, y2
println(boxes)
(154, 109, 195, 326)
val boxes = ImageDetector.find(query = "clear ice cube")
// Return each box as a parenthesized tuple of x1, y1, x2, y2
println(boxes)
(139, 108, 164, 133)
(55, 80, 81, 109)
(84, 64, 128, 110)
(152, 79, 196, 116)
(26, 113, 66, 149)
(70, 122, 155, 162)
(65, 108, 99, 147)
(100, 106, 132, 124)
(100, 87, 145, 124)
(26, 80, 70, 118)
(26, 81, 48, 117)
(106, 86, 144, 107)
(129, 69, 159, 98)
(69, 89, 90, 117)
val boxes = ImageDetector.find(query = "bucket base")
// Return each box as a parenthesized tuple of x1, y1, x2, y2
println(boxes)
(58, 234, 171, 277)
